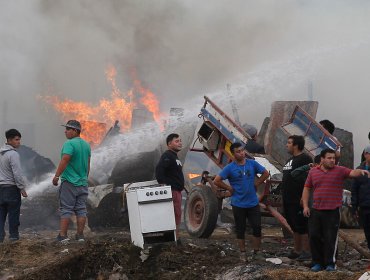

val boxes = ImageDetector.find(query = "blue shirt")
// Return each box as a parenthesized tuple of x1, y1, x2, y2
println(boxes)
(219, 160, 266, 208)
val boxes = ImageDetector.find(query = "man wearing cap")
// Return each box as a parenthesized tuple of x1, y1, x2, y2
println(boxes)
(243, 124, 265, 154)
(351, 145, 370, 250)
(52, 120, 91, 243)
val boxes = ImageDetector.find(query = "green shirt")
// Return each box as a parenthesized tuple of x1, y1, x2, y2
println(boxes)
(60, 137, 91, 186)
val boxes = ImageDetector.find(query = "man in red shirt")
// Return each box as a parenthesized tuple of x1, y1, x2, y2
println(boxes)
(302, 148, 369, 272)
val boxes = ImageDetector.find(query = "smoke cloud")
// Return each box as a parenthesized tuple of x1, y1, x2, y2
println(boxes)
(1, 0, 370, 165)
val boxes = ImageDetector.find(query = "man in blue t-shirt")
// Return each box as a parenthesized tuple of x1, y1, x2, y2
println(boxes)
(214, 142, 269, 262)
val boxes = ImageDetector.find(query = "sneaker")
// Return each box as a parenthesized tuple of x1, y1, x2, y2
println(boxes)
(75, 234, 85, 242)
(56, 234, 70, 243)
(239, 251, 247, 262)
(325, 265, 336, 272)
(296, 251, 311, 261)
(287, 250, 301, 259)
(9, 237, 19, 242)
(311, 263, 322, 272)
(252, 250, 265, 262)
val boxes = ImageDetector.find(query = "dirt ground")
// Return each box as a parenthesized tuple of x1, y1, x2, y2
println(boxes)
(0, 226, 369, 280)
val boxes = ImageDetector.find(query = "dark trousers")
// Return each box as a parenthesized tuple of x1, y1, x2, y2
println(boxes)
(360, 207, 370, 250)
(283, 202, 308, 234)
(309, 208, 340, 266)
(0, 186, 21, 241)
(232, 204, 261, 239)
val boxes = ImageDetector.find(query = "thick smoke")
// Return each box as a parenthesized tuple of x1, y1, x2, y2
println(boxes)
(1, 0, 370, 166)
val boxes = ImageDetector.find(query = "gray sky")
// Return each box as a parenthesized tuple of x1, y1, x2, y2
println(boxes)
(1, 0, 369, 164)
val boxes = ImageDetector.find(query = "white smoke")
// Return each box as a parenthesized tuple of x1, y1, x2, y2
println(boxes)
(1, 0, 370, 166)
(89, 121, 163, 183)
(26, 173, 55, 198)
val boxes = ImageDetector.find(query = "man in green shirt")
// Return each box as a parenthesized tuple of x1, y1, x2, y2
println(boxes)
(52, 120, 91, 243)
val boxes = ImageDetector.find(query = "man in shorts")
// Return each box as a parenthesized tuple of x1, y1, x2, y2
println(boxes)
(282, 135, 313, 260)
(214, 142, 269, 262)
(53, 120, 91, 243)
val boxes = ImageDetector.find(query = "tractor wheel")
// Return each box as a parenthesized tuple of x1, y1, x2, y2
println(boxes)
(184, 186, 219, 238)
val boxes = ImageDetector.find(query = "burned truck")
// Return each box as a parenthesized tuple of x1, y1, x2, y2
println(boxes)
(182, 96, 357, 238)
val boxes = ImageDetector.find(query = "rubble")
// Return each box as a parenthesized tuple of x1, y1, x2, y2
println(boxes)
(0, 227, 369, 279)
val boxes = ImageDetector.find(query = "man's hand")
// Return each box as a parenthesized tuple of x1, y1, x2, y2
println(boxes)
(362, 170, 370, 178)
(20, 189, 28, 197)
(52, 176, 59, 186)
(228, 186, 234, 196)
(213, 175, 234, 197)
(303, 206, 310, 217)
(351, 169, 370, 178)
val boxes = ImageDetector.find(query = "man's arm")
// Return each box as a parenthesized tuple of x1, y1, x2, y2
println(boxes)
(9, 152, 28, 197)
(87, 157, 90, 176)
(213, 175, 233, 195)
(302, 187, 311, 217)
(302, 170, 313, 217)
(349, 169, 370, 178)
(52, 154, 71, 186)
(9, 152, 27, 189)
(291, 165, 310, 179)
(255, 169, 269, 188)
(155, 156, 169, 184)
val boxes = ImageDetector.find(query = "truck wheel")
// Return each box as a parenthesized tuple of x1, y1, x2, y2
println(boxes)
(184, 186, 219, 238)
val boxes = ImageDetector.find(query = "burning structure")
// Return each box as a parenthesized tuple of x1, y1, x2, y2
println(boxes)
(22, 66, 356, 232)
(40, 65, 163, 148)
(21, 66, 195, 230)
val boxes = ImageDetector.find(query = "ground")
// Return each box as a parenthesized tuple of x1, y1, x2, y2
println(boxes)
(0, 226, 369, 280)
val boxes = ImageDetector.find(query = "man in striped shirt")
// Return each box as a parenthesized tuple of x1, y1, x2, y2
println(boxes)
(302, 148, 369, 272)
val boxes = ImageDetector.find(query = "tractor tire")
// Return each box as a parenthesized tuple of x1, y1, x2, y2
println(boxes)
(184, 186, 219, 238)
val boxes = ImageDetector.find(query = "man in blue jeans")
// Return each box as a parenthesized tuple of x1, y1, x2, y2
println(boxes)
(0, 129, 28, 242)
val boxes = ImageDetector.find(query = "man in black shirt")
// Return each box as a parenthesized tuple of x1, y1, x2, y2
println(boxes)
(282, 135, 313, 260)
(155, 133, 185, 238)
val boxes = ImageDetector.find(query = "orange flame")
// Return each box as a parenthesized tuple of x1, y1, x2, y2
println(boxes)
(188, 173, 201, 179)
(40, 65, 163, 147)
(133, 77, 163, 124)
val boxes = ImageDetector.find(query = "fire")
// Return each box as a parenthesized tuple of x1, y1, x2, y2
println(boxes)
(188, 173, 201, 180)
(40, 65, 163, 147)
(132, 72, 163, 124)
